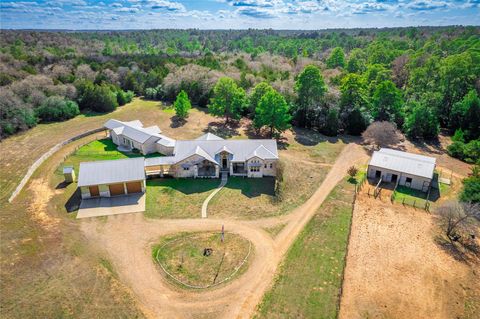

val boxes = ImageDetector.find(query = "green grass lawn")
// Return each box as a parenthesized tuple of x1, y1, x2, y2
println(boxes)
(255, 178, 354, 319)
(57, 138, 161, 175)
(393, 185, 429, 208)
(145, 178, 219, 219)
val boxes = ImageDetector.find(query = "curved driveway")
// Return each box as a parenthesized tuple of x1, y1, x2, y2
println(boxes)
(80, 143, 369, 319)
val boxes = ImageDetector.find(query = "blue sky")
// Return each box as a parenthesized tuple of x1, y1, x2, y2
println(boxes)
(1, 0, 479, 29)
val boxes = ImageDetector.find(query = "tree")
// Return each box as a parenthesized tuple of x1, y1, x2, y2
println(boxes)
(35, 96, 79, 122)
(436, 201, 480, 242)
(323, 108, 339, 136)
(346, 108, 368, 135)
(450, 90, 480, 141)
(209, 77, 247, 123)
(248, 82, 274, 117)
(346, 48, 366, 74)
(294, 65, 327, 127)
(340, 74, 370, 135)
(403, 102, 439, 140)
(174, 90, 191, 119)
(460, 163, 480, 203)
(254, 89, 291, 137)
(78, 83, 118, 113)
(326, 47, 346, 69)
(347, 166, 358, 178)
(371, 80, 404, 127)
(362, 121, 403, 149)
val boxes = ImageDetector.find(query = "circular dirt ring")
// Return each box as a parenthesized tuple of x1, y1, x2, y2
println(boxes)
(153, 232, 252, 289)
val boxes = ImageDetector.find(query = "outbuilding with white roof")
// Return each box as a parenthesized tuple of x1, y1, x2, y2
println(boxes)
(367, 148, 436, 192)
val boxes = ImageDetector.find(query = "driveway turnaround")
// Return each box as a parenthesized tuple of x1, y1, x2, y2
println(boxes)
(77, 193, 145, 219)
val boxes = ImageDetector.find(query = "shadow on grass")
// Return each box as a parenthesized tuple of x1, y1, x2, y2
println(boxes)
(147, 178, 218, 195)
(223, 177, 275, 198)
(291, 127, 361, 147)
(56, 181, 71, 189)
(170, 115, 187, 128)
(65, 188, 82, 213)
(204, 120, 241, 139)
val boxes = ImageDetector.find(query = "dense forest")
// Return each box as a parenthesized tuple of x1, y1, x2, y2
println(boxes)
(1, 27, 479, 164)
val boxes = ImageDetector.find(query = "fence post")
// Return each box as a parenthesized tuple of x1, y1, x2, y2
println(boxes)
(413, 199, 416, 208)
(402, 197, 405, 205)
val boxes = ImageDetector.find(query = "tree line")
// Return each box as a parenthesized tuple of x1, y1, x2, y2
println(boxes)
(1, 27, 479, 160)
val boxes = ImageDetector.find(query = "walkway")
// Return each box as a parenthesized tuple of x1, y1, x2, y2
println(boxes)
(201, 172, 228, 218)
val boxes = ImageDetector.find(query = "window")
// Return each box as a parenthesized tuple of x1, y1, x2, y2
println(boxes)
(406, 177, 412, 183)
(264, 164, 267, 168)
(183, 167, 189, 171)
(270, 163, 273, 169)
(250, 167, 259, 172)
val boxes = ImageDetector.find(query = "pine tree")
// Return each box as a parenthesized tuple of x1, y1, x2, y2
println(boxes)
(174, 90, 191, 119)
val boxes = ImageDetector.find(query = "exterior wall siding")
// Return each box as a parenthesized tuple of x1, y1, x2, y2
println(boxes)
(155, 144, 174, 155)
(367, 165, 431, 192)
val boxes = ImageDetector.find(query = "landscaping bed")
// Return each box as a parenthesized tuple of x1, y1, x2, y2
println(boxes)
(152, 232, 252, 289)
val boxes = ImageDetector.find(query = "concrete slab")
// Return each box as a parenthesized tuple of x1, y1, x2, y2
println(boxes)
(77, 193, 145, 219)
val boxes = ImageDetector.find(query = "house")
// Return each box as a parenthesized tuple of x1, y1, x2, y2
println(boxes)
(144, 133, 279, 178)
(367, 148, 436, 192)
(104, 119, 176, 155)
(77, 157, 146, 199)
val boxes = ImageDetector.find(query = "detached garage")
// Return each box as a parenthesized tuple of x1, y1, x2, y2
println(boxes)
(78, 157, 146, 199)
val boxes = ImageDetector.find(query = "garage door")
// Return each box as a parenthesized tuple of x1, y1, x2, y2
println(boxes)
(89, 185, 100, 197)
(109, 183, 125, 196)
(126, 181, 142, 194)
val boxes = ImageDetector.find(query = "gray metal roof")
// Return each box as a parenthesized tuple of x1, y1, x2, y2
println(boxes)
(78, 158, 145, 187)
(173, 139, 278, 164)
(144, 156, 177, 166)
(195, 133, 224, 141)
(369, 148, 436, 179)
(63, 166, 74, 174)
(105, 119, 168, 144)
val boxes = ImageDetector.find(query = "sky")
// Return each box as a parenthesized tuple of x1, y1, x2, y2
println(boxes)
(0, 0, 479, 30)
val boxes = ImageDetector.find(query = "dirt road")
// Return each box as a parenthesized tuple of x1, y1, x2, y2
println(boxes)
(80, 143, 369, 319)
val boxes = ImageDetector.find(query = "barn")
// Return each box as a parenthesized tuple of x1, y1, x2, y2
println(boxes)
(77, 157, 146, 199)
(367, 148, 436, 192)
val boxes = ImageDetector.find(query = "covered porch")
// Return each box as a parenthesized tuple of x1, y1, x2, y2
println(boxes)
(231, 162, 247, 176)
(196, 160, 219, 178)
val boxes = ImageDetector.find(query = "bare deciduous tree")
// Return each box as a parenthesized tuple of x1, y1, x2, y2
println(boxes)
(347, 166, 358, 178)
(436, 201, 480, 243)
(362, 121, 403, 149)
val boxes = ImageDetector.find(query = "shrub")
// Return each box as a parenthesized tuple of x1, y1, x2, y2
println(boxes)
(347, 166, 358, 177)
(447, 141, 465, 160)
(116, 90, 134, 106)
(35, 96, 80, 122)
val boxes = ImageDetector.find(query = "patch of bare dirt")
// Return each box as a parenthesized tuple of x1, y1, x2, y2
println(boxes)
(340, 195, 480, 319)
(27, 178, 61, 230)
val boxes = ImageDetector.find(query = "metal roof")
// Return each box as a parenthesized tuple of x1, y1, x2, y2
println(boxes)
(144, 156, 177, 166)
(369, 148, 436, 179)
(195, 133, 224, 141)
(104, 119, 168, 144)
(78, 158, 145, 187)
(173, 139, 278, 164)
(63, 166, 74, 174)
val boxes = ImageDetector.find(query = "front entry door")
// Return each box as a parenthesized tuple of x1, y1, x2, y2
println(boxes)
(391, 174, 398, 183)
(89, 185, 100, 197)
(222, 157, 227, 169)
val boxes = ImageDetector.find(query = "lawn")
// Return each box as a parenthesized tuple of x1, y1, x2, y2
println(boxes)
(145, 178, 219, 219)
(255, 178, 354, 319)
(392, 185, 429, 209)
(152, 232, 251, 288)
